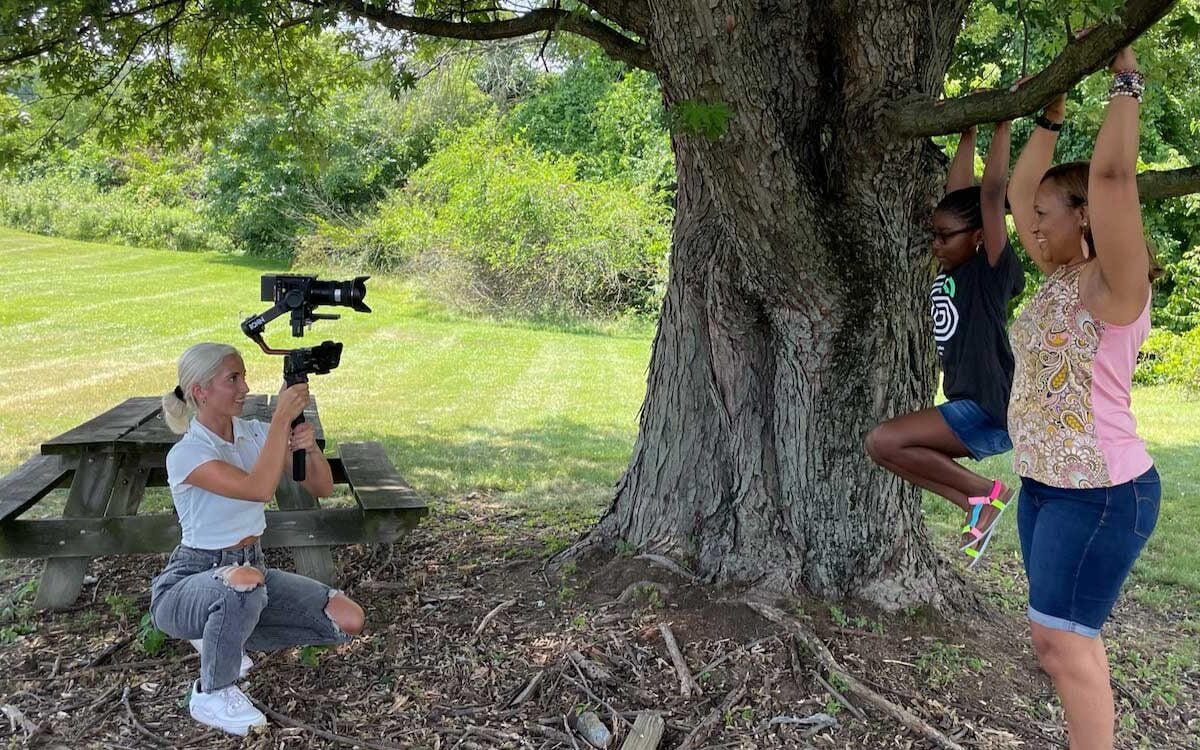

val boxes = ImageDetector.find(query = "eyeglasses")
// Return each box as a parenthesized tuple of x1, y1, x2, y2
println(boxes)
(931, 227, 975, 244)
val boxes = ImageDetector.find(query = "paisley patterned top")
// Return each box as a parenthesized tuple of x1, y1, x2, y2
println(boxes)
(1008, 264, 1152, 488)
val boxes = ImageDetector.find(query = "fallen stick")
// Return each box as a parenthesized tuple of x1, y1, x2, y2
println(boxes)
(120, 686, 174, 748)
(559, 673, 635, 730)
(658, 623, 701, 697)
(509, 669, 547, 707)
(857, 673, 1069, 750)
(251, 698, 408, 750)
(563, 716, 583, 750)
(568, 650, 617, 685)
(86, 634, 136, 669)
(811, 669, 867, 722)
(746, 602, 966, 750)
(37, 651, 201, 683)
(675, 684, 746, 750)
(524, 722, 577, 746)
(464, 723, 536, 750)
(475, 598, 517, 637)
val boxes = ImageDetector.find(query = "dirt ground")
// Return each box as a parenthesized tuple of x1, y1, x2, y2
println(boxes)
(1, 498, 1197, 750)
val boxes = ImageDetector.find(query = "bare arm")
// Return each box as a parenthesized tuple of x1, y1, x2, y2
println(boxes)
(184, 385, 310, 503)
(301, 453, 334, 498)
(1009, 95, 1065, 277)
(980, 121, 1011, 267)
(946, 127, 977, 192)
(1088, 48, 1150, 323)
(292, 423, 335, 498)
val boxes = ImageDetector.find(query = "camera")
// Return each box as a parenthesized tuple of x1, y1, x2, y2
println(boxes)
(240, 274, 371, 481)
(246, 274, 371, 338)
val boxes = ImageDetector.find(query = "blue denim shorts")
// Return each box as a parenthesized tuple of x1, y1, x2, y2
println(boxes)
(936, 399, 1012, 460)
(1017, 466, 1160, 638)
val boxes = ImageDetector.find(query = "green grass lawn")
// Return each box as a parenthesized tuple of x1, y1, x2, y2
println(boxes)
(0, 228, 650, 525)
(2, 226, 1198, 597)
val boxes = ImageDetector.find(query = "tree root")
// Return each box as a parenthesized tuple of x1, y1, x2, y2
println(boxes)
(746, 602, 966, 750)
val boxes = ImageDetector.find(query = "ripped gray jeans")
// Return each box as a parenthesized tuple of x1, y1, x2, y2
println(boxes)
(150, 542, 352, 691)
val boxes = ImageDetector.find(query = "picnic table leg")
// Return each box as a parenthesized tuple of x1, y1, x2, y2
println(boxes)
(273, 477, 336, 585)
(105, 458, 151, 516)
(33, 450, 120, 610)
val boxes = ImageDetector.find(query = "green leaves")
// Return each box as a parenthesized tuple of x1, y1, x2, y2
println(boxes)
(137, 612, 167, 656)
(1166, 7, 1200, 42)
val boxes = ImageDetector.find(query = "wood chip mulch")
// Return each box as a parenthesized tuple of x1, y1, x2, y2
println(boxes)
(1, 498, 1197, 749)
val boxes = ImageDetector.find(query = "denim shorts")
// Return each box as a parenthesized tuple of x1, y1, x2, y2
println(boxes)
(1017, 466, 1160, 638)
(936, 399, 1012, 460)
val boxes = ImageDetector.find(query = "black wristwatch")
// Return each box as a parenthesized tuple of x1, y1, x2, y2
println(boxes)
(1035, 114, 1064, 132)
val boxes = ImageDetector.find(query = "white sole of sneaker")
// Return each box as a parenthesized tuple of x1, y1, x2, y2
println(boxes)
(189, 707, 267, 736)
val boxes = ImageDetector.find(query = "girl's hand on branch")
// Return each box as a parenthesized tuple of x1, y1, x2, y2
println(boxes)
(1043, 93, 1067, 121)
(1109, 46, 1138, 74)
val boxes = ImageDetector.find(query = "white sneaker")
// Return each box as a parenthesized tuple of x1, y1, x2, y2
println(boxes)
(188, 680, 267, 736)
(189, 639, 253, 679)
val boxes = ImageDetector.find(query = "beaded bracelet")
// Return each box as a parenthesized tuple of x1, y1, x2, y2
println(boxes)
(1109, 70, 1145, 102)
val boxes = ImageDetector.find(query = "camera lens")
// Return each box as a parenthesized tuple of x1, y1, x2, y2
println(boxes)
(311, 276, 371, 313)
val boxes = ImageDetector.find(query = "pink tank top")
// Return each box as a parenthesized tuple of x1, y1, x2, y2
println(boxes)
(1008, 264, 1152, 488)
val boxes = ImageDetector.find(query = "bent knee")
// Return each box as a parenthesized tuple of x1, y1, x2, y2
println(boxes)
(216, 565, 265, 592)
(326, 594, 365, 636)
(865, 425, 894, 462)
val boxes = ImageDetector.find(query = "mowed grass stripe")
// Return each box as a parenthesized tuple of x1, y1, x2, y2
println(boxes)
(0, 228, 649, 514)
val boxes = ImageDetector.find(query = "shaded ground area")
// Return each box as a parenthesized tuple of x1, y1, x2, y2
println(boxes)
(1, 497, 1197, 749)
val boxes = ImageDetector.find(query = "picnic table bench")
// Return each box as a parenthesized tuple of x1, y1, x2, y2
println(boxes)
(0, 395, 427, 610)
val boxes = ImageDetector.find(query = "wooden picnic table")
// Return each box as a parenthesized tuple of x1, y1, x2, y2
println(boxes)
(0, 395, 427, 610)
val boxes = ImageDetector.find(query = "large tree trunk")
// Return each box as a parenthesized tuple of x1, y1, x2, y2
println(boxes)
(582, 0, 973, 608)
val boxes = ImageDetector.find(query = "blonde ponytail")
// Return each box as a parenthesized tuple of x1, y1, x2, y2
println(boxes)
(164, 343, 239, 434)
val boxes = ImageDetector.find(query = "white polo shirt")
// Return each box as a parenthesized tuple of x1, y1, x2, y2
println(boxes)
(166, 417, 271, 550)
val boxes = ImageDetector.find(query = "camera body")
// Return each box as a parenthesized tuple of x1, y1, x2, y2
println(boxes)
(260, 274, 370, 313)
(247, 274, 371, 338)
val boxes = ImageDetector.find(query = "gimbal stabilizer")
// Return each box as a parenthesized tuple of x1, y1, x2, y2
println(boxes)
(240, 274, 370, 480)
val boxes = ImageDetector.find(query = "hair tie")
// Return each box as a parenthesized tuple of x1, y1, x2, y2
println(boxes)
(173, 385, 185, 401)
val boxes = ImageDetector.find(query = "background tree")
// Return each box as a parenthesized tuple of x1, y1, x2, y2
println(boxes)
(3, 0, 1199, 607)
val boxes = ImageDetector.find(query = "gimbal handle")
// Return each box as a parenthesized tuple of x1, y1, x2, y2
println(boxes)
(242, 306, 307, 480)
(284, 363, 309, 482)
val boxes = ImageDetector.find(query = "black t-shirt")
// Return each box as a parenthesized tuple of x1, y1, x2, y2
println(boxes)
(930, 243, 1025, 426)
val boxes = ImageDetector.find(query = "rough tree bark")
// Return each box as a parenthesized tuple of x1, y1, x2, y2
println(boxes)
(570, 0, 974, 608)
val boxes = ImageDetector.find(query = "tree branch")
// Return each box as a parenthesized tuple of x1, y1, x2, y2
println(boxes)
(0, 0, 184, 67)
(580, 0, 651, 37)
(1138, 165, 1200, 201)
(889, 0, 1178, 137)
(0, 35, 78, 67)
(337, 1, 654, 71)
